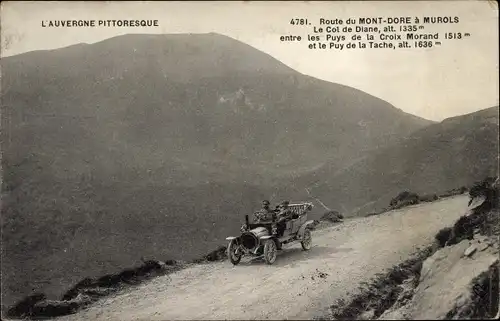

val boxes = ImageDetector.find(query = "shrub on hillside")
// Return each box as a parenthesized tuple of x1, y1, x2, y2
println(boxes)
(435, 227, 453, 247)
(320, 210, 344, 222)
(6, 293, 46, 318)
(469, 176, 499, 210)
(6, 292, 89, 319)
(419, 194, 439, 203)
(192, 246, 228, 263)
(91, 259, 168, 289)
(6, 259, 176, 319)
(389, 191, 420, 210)
(444, 215, 475, 246)
(365, 210, 386, 217)
(439, 186, 469, 198)
(204, 246, 227, 262)
(434, 177, 498, 248)
(434, 215, 476, 247)
(29, 299, 86, 318)
(61, 278, 94, 301)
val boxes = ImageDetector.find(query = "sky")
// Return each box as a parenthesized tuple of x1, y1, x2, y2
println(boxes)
(1, 0, 498, 121)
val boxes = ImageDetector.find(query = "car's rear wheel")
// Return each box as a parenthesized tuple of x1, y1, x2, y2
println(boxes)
(301, 229, 312, 251)
(263, 239, 277, 265)
(227, 240, 242, 265)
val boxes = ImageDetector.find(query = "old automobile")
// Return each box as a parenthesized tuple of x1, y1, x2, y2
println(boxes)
(225, 202, 314, 265)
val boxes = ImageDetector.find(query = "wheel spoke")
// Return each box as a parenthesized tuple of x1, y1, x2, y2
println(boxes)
(228, 240, 242, 264)
(301, 230, 312, 250)
(264, 240, 277, 264)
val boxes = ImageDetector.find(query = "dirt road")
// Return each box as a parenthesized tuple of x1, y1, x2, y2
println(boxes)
(56, 195, 471, 321)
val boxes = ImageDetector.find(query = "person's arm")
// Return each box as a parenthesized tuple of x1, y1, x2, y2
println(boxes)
(254, 211, 261, 222)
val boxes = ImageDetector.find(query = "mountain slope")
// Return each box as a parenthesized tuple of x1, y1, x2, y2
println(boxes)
(1, 33, 431, 307)
(309, 106, 499, 216)
(2, 33, 432, 184)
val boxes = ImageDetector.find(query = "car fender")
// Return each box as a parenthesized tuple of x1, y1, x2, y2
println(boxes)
(297, 220, 315, 238)
(259, 235, 274, 240)
(226, 236, 238, 241)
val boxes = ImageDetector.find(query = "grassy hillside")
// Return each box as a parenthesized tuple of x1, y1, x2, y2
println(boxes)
(2, 35, 431, 183)
(309, 106, 499, 216)
(1, 33, 432, 307)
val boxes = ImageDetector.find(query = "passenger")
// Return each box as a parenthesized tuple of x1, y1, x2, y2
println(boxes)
(277, 201, 292, 237)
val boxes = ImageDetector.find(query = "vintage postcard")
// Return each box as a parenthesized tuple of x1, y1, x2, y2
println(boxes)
(1, 1, 499, 320)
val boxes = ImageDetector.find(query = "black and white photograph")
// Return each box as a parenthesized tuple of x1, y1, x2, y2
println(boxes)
(1, 1, 499, 320)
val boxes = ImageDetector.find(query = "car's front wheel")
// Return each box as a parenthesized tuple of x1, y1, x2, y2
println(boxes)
(263, 239, 277, 265)
(227, 240, 242, 265)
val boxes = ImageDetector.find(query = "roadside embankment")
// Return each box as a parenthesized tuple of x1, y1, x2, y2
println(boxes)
(321, 178, 499, 320)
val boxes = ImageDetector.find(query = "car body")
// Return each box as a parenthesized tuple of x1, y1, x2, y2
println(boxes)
(225, 202, 314, 265)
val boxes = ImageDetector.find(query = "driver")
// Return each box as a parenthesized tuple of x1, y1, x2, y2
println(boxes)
(254, 200, 274, 223)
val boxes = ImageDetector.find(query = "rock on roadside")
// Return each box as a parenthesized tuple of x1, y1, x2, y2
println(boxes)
(379, 235, 498, 320)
